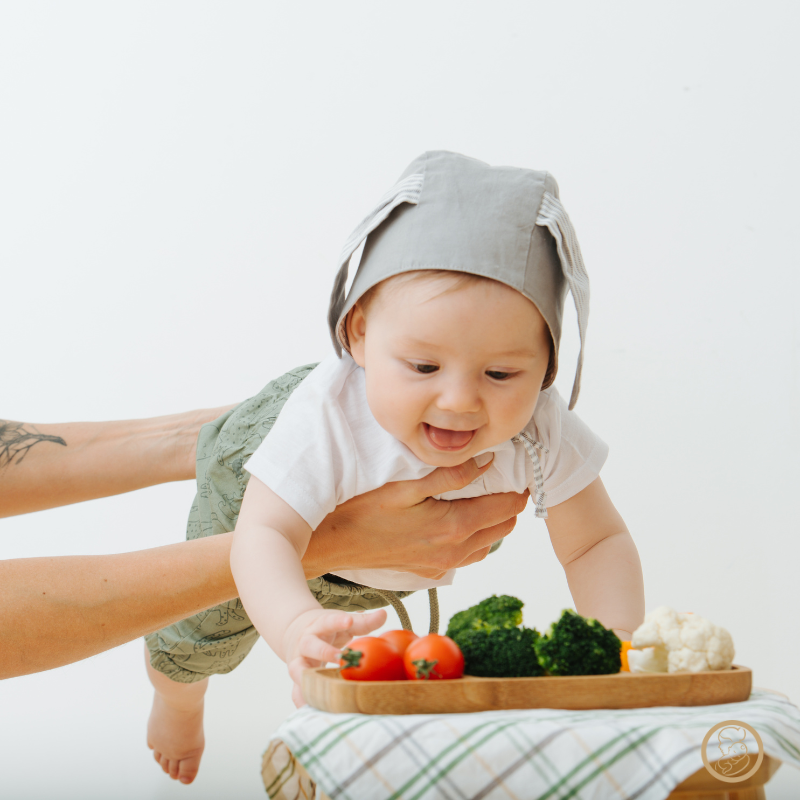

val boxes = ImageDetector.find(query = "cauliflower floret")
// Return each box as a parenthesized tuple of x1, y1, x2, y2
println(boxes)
(629, 606, 735, 673)
(627, 646, 669, 673)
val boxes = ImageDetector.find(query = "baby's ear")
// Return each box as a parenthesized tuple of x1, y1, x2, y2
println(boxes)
(346, 305, 367, 367)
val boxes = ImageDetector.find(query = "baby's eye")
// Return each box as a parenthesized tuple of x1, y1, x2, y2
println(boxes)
(413, 364, 439, 374)
(486, 370, 514, 381)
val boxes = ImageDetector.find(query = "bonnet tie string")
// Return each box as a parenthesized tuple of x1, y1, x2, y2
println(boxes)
(535, 191, 590, 410)
(513, 431, 549, 519)
(327, 172, 425, 356)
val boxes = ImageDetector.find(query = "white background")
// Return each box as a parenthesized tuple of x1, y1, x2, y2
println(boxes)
(2, 2, 799, 798)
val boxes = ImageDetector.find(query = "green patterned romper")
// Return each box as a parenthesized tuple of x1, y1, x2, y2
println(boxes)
(145, 364, 422, 683)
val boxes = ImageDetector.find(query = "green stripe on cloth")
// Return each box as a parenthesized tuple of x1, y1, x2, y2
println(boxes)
(273, 690, 800, 800)
(293, 715, 374, 761)
(540, 728, 663, 800)
(403, 720, 530, 800)
(752, 722, 800, 760)
(328, 720, 436, 799)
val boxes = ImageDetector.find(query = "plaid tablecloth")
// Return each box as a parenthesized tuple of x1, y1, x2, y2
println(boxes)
(265, 689, 800, 800)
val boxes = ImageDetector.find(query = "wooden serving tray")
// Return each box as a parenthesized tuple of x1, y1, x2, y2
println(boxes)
(303, 665, 752, 715)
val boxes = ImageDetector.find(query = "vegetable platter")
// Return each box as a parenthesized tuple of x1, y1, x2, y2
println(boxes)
(303, 664, 752, 715)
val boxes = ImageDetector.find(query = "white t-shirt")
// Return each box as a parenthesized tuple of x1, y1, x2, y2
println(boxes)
(245, 353, 608, 591)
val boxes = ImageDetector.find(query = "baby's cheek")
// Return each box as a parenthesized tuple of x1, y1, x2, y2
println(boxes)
(495, 393, 540, 437)
(368, 387, 418, 441)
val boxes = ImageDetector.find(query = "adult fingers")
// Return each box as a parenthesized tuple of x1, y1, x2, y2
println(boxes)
(408, 455, 493, 501)
(445, 489, 529, 542)
(444, 514, 522, 570)
(453, 545, 493, 569)
(459, 513, 520, 552)
(401, 507, 520, 577)
(403, 567, 450, 580)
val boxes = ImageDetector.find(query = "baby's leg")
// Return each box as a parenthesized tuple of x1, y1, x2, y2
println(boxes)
(145, 646, 208, 785)
(143, 599, 258, 784)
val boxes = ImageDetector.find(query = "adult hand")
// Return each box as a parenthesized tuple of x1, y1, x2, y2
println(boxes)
(305, 457, 529, 580)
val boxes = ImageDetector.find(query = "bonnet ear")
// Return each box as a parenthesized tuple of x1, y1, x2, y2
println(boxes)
(536, 192, 590, 410)
(327, 171, 425, 356)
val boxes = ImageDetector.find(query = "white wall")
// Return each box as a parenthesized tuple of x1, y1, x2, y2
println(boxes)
(2, 2, 799, 797)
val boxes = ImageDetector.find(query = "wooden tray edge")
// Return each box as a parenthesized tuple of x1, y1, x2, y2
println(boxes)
(303, 665, 753, 715)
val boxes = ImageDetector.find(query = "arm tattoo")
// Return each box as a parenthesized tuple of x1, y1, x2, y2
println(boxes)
(0, 420, 67, 468)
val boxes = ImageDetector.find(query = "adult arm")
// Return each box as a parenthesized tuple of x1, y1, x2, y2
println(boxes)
(1, 459, 528, 679)
(0, 408, 235, 519)
(545, 477, 645, 640)
(0, 534, 236, 680)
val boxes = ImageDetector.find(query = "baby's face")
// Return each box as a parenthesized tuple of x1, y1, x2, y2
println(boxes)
(348, 275, 552, 467)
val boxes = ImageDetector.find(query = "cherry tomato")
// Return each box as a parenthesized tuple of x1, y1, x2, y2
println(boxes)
(339, 636, 406, 681)
(380, 629, 419, 655)
(403, 634, 465, 680)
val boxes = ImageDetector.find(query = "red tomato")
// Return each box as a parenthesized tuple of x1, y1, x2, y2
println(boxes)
(339, 636, 406, 681)
(380, 629, 419, 655)
(403, 634, 465, 680)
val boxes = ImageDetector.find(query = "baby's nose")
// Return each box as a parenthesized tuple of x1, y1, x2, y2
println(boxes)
(435, 379, 482, 414)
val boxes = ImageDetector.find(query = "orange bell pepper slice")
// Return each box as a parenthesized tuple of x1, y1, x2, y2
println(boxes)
(620, 641, 633, 672)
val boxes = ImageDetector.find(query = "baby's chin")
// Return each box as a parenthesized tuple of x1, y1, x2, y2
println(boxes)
(413, 448, 482, 468)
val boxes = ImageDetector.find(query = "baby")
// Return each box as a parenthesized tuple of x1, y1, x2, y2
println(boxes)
(145, 151, 645, 784)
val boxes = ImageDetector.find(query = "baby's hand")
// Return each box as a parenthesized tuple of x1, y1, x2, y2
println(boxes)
(284, 607, 387, 707)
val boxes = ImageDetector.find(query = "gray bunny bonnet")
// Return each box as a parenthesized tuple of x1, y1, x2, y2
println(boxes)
(328, 150, 590, 409)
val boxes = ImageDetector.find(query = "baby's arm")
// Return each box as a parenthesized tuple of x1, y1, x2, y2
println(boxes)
(545, 477, 644, 640)
(231, 477, 386, 703)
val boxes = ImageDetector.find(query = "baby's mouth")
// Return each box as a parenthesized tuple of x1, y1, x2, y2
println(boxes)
(423, 423, 476, 451)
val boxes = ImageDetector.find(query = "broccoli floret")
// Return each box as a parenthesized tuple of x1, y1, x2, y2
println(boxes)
(535, 609, 621, 676)
(446, 596, 543, 678)
(456, 627, 545, 677)
(445, 595, 524, 639)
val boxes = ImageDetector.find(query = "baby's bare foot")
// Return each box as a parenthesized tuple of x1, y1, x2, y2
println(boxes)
(147, 691, 205, 785)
